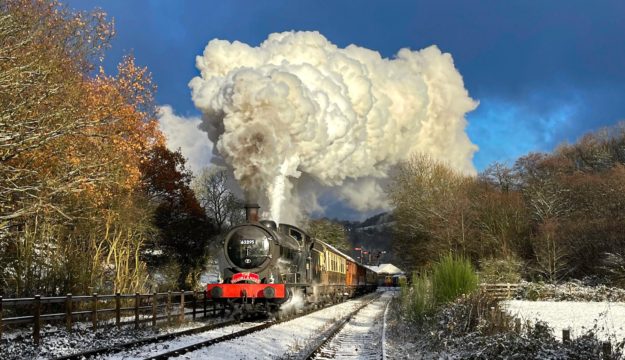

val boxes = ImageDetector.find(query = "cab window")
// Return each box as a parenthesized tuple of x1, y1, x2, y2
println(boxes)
(289, 229, 303, 242)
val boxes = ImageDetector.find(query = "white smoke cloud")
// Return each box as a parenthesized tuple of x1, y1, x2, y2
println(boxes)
(157, 105, 213, 174)
(189, 31, 478, 224)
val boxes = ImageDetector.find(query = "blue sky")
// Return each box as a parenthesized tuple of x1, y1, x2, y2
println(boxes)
(66, 0, 625, 171)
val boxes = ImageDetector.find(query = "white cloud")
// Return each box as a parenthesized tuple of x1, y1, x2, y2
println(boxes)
(157, 105, 213, 174)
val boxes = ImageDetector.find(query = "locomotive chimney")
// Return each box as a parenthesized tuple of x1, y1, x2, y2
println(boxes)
(244, 203, 260, 223)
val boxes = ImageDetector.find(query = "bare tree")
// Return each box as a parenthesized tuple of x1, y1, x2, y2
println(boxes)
(479, 162, 515, 192)
(470, 184, 530, 259)
(531, 219, 570, 283)
(193, 167, 244, 231)
(387, 154, 473, 269)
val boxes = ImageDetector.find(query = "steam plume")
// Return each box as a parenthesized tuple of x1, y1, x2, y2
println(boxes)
(190, 31, 478, 224)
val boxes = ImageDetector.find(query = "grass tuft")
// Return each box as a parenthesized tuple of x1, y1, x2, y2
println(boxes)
(431, 253, 479, 304)
(399, 254, 479, 324)
(400, 272, 433, 322)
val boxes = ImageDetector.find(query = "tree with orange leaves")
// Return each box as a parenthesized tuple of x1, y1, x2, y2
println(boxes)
(0, 0, 212, 296)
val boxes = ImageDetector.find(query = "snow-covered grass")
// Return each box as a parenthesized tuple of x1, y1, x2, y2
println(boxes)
(385, 288, 625, 359)
(503, 300, 625, 342)
(514, 280, 625, 302)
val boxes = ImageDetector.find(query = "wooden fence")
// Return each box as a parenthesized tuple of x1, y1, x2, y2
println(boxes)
(480, 283, 521, 300)
(480, 283, 562, 300)
(0, 290, 218, 345)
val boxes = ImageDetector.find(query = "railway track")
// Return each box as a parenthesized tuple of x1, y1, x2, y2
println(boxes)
(143, 320, 275, 360)
(52, 318, 239, 360)
(304, 292, 392, 360)
(140, 293, 382, 360)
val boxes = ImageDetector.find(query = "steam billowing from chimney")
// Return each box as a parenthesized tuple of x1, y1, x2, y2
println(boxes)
(190, 31, 478, 224)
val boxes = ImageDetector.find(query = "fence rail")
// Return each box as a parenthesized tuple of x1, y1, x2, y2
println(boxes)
(480, 283, 521, 300)
(480, 283, 563, 300)
(0, 290, 218, 346)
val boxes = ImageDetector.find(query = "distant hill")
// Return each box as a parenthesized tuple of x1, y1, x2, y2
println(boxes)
(341, 212, 396, 266)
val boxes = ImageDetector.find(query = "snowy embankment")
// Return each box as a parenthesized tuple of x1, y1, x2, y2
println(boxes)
(503, 300, 625, 342)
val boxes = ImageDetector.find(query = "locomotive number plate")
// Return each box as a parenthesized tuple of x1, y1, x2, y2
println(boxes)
(240, 239, 255, 245)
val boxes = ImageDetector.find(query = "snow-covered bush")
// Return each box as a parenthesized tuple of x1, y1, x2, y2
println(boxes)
(514, 280, 625, 302)
(431, 291, 513, 341)
(419, 301, 622, 359)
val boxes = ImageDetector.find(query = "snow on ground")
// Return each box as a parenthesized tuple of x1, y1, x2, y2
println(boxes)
(170, 293, 388, 360)
(99, 321, 264, 360)
(503, 300, 625, 342)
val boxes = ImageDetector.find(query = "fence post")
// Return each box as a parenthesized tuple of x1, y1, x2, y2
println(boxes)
(134, 293, 140, 329)
(192, 290, 197, 320)
(603, 341, 612, 360)
(33, 295, 41, 345)
(167, 291, 172, 325)
(115, 292, 121, 328)
(562, 328, 570, 343)
(203, 290, 207, 318)
(65, 294, 72, 332)
(499, 310, 507, 328)
(92, 293, 98, 331)
(1, 296, 3, 345)
(179, 290, 185, 323)
(152, 293, 157, 327)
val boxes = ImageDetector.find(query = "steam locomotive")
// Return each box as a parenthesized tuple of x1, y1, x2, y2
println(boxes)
(206, 204, 377, 317)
